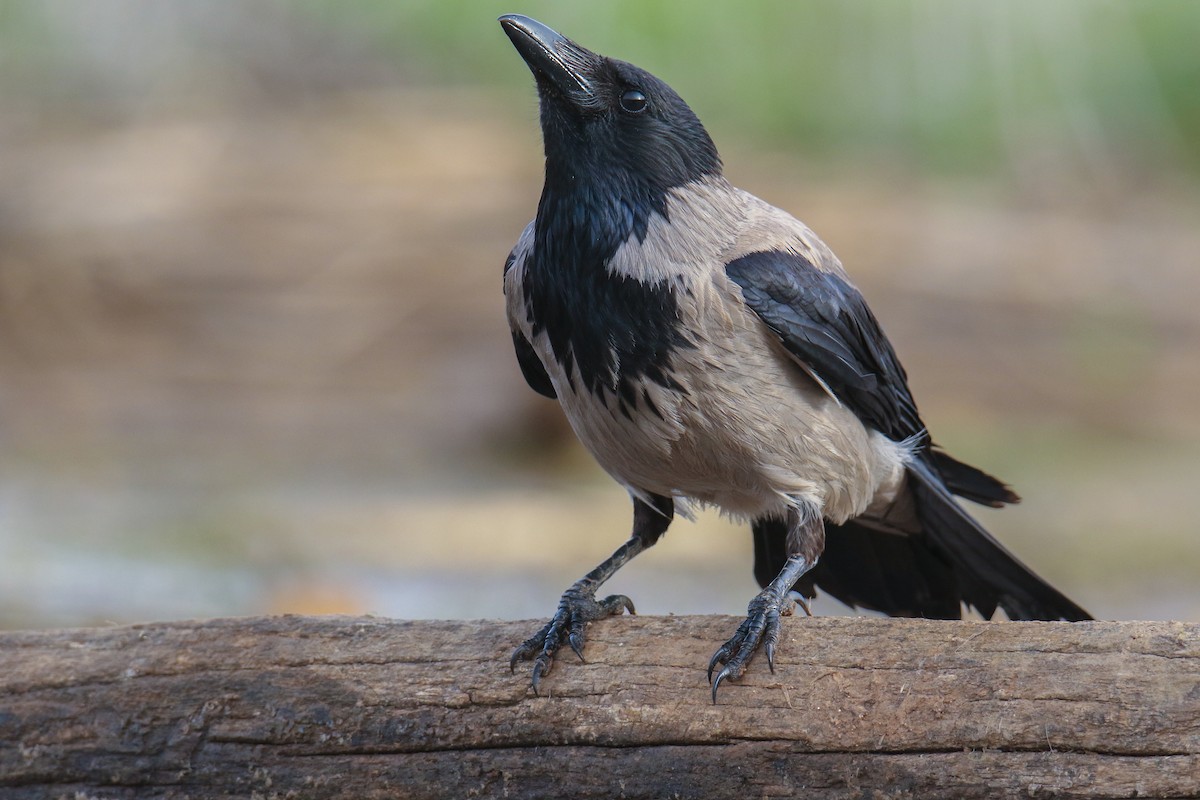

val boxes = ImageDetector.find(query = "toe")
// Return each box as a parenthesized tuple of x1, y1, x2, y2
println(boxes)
(708, 597, 790, 696)
(597, 593, 636, 616)
(707, 638, 738, 683)
(513, 586, 641, 692)
(711, 662, 744, 703)
(567, 619, 588, 661)
(530, 654, 552, 695)
(510, 623, 552, 671)
(763, 608, 782, 672)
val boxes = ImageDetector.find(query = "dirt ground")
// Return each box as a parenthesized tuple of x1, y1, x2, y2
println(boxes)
(1, 90, 1198, 627)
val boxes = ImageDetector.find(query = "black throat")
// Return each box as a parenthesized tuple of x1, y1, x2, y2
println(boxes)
(523, 158, 692, 416)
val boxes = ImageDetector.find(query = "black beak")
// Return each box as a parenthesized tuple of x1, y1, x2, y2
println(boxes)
(499, 14, 599, 107)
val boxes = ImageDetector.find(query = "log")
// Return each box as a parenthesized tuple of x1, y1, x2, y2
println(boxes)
(1, 615, 1197, 799)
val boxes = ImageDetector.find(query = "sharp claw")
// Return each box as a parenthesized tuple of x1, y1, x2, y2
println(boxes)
(708, 592, 801, 695)
(764, 607, 782, 673)
(711, 667, 730, 704)
(568, 632, 586, 661)
(531, 656, 550, 696)
(514, 585, 639, 692)
(707, 647, 728, 684)
(510, 639, 535, 672)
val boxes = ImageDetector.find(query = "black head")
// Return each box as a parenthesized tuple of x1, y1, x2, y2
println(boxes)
(499, 14, 721, 201)
(498, 16, 710, 408)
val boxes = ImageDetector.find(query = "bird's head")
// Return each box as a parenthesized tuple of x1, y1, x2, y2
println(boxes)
(500, 14, 721, 204)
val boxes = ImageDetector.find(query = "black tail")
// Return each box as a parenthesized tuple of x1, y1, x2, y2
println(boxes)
(928, 448, 1020, 508)
(752, 456, 1091, 622)
(906, 457, 1090, 621)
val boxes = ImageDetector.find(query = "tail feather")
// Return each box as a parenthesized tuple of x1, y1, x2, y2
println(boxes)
(801, 520, 963, 618)
(907, 456, 1090, 621)
(929, 448, 1020, 507)
(754, 515, 963, 619)
(750, 455, 1091, 622)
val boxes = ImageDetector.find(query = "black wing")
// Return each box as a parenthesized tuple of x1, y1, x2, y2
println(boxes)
(506, 244, 557, 400)
(733, 250, 1089, 620)
(511, 329, 556, 399)
(726, 249, 925, 446)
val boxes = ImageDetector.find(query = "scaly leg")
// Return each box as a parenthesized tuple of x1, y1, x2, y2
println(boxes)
(709, 503, 825, 702)
(511, 492, 673, 694)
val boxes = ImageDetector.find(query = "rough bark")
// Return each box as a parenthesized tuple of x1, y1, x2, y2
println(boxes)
(1, 615, 1197, 799)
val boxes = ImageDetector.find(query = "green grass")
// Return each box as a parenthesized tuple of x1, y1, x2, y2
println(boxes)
(2, 1, 1197, 178)
(294, 0, 1200, 176)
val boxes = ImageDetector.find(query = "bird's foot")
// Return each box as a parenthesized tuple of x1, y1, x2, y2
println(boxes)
(510, 583, 635, 694)
(707, 591, 788, 703)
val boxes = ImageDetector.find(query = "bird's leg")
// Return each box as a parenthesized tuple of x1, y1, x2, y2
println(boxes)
(511, 493, 673, 694)
(709, 504, 825, 702)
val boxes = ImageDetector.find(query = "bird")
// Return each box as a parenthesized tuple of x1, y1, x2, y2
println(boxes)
(497, 13, 1091, 701)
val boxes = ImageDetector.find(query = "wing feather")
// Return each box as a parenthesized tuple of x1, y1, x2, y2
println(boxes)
(725, 249, 925, 445)
(505, 228, 557, 400)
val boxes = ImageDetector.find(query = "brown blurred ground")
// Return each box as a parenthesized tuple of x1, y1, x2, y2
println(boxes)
(2, 12, 1198, 627)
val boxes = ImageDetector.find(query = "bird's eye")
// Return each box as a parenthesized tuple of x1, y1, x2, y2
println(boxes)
(619, 89, 648, 114)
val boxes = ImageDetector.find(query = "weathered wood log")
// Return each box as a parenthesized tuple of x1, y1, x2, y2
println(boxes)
(1, 615, 1197, 798)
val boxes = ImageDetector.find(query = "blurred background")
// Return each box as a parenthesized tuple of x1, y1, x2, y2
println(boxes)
(1, 0, 1197, 629)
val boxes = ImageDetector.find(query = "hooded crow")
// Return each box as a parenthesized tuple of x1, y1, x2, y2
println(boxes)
(499, 14, 1091, 701)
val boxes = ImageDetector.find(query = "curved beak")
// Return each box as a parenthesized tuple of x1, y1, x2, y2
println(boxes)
(499, 14, 599, 106)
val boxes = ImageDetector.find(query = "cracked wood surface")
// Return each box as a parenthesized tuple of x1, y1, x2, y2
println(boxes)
(1, 615, 1198, 798)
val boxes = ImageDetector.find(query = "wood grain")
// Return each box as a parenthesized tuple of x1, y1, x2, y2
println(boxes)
(2, 615, 1197, 798)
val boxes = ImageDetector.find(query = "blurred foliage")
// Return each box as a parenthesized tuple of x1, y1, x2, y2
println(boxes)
(293, 0, 1200, 176)
(2, 1, 1197, 178)
(0, 2, 1197, 625)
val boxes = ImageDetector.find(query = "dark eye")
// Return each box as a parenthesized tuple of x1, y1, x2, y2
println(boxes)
(619, 89, 647, 113)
